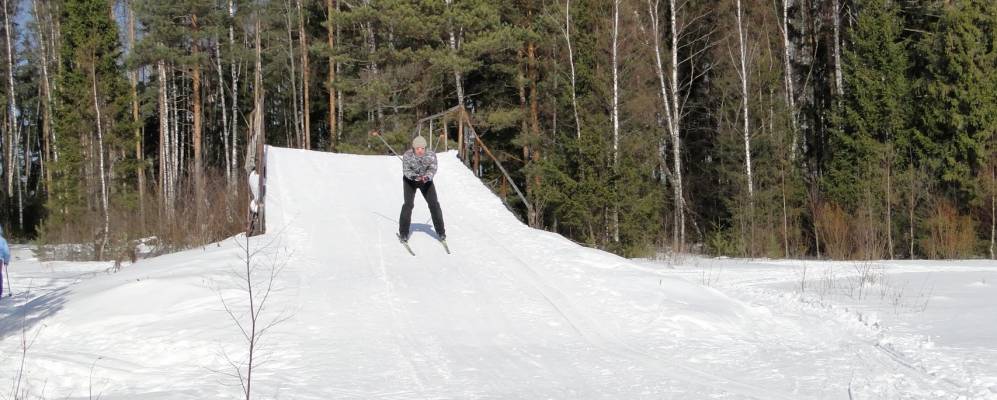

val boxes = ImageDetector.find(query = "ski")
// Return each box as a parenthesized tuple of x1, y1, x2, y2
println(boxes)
(396, 234, 415, 256)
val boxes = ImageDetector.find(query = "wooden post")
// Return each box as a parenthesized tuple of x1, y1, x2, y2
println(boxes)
(458, 111, 465, 162)
(500, 174, 508, 200)
(468, 126, 534, 219)
(442, 114, 449, 152)
(473, 142, 480, 176)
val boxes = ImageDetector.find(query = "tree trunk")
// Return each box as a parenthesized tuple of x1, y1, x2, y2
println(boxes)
(735, 0, 754, 254)
(779, 0, 798, 159)
(285, 0, 302, 148)
(670, 0, 685, 251)
(815, 214, 821, 259)
(517, 49, 529, 161)
(172, 71, 180, 206)
(990, 161, 995, 259)
(648, 0, 678, 244)
(216, 36, 230, 185)
(159, 61, 168, 210)
(92, 60, 110, 260)
(336, 11, 343, 141)
(526, 2, 541, 228)
(229, 0, 240, 187)
(41, 73, 52, 189)
(886, 157, 894, 259)
(33, 0, 56, 190)
(363, 4, 383, 128)
(327, 0, 337, 151)
(192, 16, 204, 222)
(528, 41, 540, 151)
(990, 164, 995, 259)
(193, 64, 203, 204)
(52, 3, 62, 74)
(611, 0, 621, 243)
(909, 166, 916, 258)
(297, 0, 311, 149)
(247, 12, 264, 173)
(832, 0, 843, 97)
(781, 165, 790, 257)
(4, 0, 17, 195)
(127, 0, 145, 229)
(564, 0, 581, 140)
(16, 111, 23, 228)
(444, 0, 465, 107)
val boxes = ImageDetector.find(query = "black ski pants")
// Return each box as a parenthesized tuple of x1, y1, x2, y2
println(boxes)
(399, 177, 446, 238)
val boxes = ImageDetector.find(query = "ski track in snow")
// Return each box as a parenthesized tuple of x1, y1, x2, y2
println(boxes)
(1, 147, 995, 399)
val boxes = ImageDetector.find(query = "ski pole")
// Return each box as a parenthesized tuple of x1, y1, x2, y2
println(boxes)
(3, 262, 10, 298)
(369, 130, 403, 160)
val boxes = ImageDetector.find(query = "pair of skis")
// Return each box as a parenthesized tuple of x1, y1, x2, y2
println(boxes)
(396, 234, 450, 256)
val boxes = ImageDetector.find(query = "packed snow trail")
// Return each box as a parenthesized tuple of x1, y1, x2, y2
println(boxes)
(0, 146, 986, 399)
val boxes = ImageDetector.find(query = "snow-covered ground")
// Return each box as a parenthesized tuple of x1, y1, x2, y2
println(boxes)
(633, 257, 997, 399)
(1, 147, 995, 399)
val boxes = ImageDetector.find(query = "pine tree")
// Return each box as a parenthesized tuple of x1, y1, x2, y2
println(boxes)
(922, 0, 997, 208)
(824, 0, 913, 258)
(46, 0, 130, 257)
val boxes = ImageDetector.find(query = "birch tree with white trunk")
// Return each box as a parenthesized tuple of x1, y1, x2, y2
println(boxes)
(611, 0, 621, 243)
(444, 0, 465, 107)
(733, 0, 754, 242)
(646, 0, 697, 251)
(91, 59, 110, 259)
(778, 0, 798, 157)
(3, 0, 17, 195)
(296, 0, 311, 149)
(832, 0, 843, 97)
(32, 0, 57, 183)
(217, 36, 230, 183)
(562, 0, 581, 140)
(229, 0, 240, 187)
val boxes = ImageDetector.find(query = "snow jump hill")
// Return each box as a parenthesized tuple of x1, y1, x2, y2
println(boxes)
(4, 146, 885, 399)
(252, 147, 794, 398)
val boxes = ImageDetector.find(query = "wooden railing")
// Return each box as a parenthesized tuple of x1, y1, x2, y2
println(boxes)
(411, 106, 534, 223)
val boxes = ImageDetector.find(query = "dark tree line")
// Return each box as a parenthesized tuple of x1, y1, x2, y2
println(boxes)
(0, 0, 993, 260)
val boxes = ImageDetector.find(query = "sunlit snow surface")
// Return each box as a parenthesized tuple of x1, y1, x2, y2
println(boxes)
(1, 147, 995, 399)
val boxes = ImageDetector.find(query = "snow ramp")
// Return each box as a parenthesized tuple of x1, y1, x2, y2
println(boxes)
(257, 146, 796, 399)
(0, 146, 836, 400)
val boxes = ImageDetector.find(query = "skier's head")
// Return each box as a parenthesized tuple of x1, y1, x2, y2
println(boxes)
(412, 136, 427, 156)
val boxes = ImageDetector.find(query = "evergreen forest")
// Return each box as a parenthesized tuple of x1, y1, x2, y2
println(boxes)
(1, 0, 994, 260)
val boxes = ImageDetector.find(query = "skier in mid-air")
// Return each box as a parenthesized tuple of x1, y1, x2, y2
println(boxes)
(395, 135, 446, 244)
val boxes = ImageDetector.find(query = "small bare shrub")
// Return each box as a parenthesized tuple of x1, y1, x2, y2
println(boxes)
(39, 169, 249, 261)
(852, 200, 887, 260)
(921, 200, 976, 259)
(816, 202, 851, 259)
